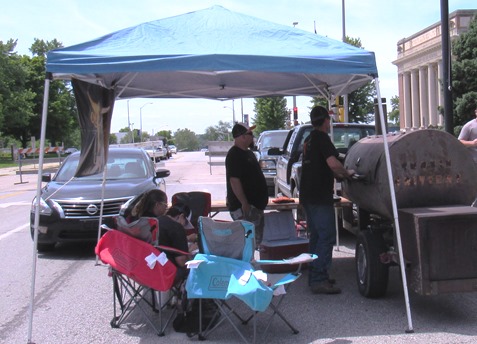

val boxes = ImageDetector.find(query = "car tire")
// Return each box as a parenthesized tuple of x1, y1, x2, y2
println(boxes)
(37, 243, 56, 252)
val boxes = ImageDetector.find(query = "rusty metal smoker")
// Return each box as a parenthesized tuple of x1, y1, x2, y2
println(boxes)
(342, 129, 477, 297)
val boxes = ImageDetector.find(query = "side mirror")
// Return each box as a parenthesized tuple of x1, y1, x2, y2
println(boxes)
(267, 147, 282, 156)
(155, 168, 170, 179)
(41, 173, 52, 182)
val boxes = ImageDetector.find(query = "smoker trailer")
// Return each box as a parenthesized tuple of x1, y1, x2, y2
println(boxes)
(342, 129, 477, 298)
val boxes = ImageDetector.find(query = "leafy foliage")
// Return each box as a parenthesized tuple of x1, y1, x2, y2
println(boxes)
(388, 95, 400, 125)
(309, 36, 376, 123)
(203, 120, 232, 141)
(0, 38, 78, 148)
(452, 14, 477, 126)
(174, 128, 200, 151)
(252, 97, 289, 134)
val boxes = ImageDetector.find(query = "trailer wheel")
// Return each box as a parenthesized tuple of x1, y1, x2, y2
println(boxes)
(355, 230, 389, 298)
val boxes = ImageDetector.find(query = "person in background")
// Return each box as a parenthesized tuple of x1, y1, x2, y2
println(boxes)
(225, 122, 268, 247)
(299, 106, 355, 295)
(458, 107, 477, 164)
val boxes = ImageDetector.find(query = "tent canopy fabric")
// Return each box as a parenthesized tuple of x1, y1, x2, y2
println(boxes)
(46, 5, 378, 100)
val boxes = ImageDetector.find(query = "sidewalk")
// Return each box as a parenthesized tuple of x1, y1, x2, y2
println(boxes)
(0, 163, 58, 193)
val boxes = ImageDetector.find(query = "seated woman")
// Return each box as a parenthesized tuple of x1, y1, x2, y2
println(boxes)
(131, 190, 191, 278)
(165, 203, 200, 254)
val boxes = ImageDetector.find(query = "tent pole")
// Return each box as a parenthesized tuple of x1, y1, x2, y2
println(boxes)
(374, 77, 414, 333)
(95, 168, 108, 265)
(27, 77, 51, 344)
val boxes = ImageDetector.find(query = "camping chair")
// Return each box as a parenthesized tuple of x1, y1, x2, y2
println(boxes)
(95, 217, 189, 337)
(186, 216, 316, 343)
(185, 217, 259, 342)
(171, 191, 211, 236)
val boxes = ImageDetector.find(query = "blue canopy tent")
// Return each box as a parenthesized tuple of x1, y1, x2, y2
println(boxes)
(28, 6, 413, 343)
(46, 5, 377, 100)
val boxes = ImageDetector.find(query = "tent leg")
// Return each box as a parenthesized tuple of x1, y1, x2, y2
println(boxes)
(95, 168, 108, 265)
(374, 77, 414, 333)
(27, 77, 51, 344)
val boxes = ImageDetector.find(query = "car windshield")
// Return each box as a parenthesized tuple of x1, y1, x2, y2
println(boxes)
(55, 153, 149, 181)
(295, 125, 375, 156)
(332, 127, 375, 150)
(260, 132, 288, 149)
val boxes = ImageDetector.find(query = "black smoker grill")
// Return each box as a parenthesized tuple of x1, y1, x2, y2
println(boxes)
(342, 129, 477, 297)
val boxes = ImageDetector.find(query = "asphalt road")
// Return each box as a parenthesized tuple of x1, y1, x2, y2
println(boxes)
(1, 152, 477, 344)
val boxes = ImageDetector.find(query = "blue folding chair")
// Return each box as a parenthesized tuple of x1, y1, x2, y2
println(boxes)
(186, 216, 316, 343)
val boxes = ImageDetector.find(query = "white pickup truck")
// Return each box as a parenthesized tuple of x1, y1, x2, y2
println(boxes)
(143, 140, 165, 162)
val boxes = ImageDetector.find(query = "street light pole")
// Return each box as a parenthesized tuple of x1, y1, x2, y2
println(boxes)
(140, 102, 153, 142)
(127, 100, 132, 143)
(232, 99, 235, 124)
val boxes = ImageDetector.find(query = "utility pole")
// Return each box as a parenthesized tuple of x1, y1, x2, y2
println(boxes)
(342, 0, 349, 123)
(441, 0, 453, 133)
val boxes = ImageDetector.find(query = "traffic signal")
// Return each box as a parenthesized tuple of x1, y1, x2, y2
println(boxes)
(293, 107, 298, 120)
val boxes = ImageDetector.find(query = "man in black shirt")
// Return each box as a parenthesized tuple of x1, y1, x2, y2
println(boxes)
(226, 122, 268, 247)
(300, 106, 354, 294)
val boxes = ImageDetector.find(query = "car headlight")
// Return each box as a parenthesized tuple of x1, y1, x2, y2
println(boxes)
(31, 197, 53, 216)
(259, 159, 276, 170)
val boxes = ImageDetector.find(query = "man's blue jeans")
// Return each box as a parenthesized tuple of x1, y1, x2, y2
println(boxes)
(303, 203, 336, 285)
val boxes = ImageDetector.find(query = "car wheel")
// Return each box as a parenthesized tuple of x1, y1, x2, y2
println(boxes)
(355, 230, 389, 298)
(37, 243, 56, 252)
(292, 188, 306, 223)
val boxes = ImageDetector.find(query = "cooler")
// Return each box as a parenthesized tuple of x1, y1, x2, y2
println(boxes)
(259, 211, 310, 273)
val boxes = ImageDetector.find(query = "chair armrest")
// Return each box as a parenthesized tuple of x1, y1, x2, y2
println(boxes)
(256, 253, 317, 265)
(156, 245, 190, 256)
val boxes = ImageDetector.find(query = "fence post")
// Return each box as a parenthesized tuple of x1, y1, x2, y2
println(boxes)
(14, 151, 28, 185)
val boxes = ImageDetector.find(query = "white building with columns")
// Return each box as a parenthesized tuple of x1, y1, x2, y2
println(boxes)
(393, 9, 476, 130)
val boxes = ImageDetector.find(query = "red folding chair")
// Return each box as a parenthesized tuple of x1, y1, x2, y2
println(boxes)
(171, 191, 211, 236)
(96, 220, 189, 337)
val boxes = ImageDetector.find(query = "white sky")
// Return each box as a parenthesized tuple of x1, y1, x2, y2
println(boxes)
(2, 0, 475, 134)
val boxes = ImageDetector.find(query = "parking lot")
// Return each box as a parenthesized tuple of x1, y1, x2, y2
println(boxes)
(1, 152, 477, 343)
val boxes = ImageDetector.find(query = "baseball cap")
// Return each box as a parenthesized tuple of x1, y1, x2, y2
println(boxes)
(232, 122, 256, 138)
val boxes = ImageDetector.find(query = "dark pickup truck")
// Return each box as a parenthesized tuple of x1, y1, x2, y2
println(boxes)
(274, 123, 376, 199)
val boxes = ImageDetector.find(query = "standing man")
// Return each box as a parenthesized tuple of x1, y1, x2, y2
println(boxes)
(300, 106, 355, 294)
(458, 107, 477, 164)
(226, 122, 268, 248)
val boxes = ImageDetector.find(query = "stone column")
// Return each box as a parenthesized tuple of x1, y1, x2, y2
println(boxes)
(428, 63, 438, 126)
(411, 69, 420, 129)
(403, 72, 412, 130)
(419, 66, 429, 128)
(437, 61, 444, 126)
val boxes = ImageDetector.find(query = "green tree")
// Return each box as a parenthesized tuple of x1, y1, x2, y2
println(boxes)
(309, 36, 376, 123)
(174, 128, 199, 151)
(452, 14, 477, 127)
(119, 127, 134, 144)
(109, 133, 118, 144)
(28, 39, 77, 147)
(0, 38, 77, 148)
(0, 40, 36, 146)
(203, 120, 232, 141)
(253, 97, 289, 134)
(388, 95, 400, 126)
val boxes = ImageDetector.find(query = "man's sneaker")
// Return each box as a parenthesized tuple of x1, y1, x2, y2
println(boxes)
(310, 281, 341, 294)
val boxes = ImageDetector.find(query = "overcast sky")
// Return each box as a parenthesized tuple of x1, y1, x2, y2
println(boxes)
(2, 0, 475, 134)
